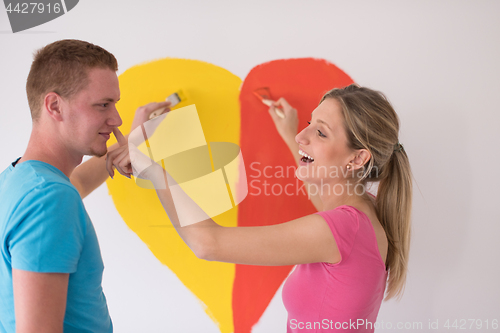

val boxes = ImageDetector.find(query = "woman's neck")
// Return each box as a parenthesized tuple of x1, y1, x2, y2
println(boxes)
(319, 181, 372, 211)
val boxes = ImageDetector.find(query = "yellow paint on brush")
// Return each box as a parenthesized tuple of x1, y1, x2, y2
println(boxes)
(107, 58, 241, 333)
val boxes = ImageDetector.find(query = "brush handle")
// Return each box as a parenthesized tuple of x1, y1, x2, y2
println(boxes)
(262, 99, 285, 119)
(274, 109, 285, 119)
(148, 92, 183, 120)
(149, 107, 167, 120)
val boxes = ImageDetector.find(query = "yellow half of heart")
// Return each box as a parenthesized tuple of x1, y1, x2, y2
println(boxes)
(106, 58, 242, 333)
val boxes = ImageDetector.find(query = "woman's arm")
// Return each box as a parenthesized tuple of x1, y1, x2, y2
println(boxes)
(156, 184, 338, 266)
(268, 98, 323, 211)
(106, 128, 340, 266)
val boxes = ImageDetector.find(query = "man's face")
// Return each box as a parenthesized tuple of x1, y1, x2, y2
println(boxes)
(61, 67, 122, 158)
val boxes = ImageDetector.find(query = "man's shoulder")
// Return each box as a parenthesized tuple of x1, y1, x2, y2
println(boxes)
(3, 160, 76, 191)
(0, 160, 81, 213)
(0, 162, 88, 239)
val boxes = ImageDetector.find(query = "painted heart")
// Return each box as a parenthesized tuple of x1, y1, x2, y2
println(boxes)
(106, 57, 353, 332)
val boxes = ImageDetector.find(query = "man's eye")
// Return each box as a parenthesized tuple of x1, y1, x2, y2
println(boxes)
(101, 103, 109, 108)
(307, 121, 311, 125)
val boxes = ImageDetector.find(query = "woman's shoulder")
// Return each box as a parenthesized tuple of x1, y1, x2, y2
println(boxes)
(316, 204, 364, 222)
(336, 202, 388, 267)
(315, 202, 381, 241)
(315, 205, 361, 236)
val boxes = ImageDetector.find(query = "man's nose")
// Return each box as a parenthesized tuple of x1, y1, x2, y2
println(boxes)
(108, 105, 122, 128)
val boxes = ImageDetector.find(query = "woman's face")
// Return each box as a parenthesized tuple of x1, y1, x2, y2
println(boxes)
(295, 98, 354, 185)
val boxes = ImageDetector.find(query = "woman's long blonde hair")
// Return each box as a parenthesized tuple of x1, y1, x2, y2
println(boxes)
(321, 84, 412, 300)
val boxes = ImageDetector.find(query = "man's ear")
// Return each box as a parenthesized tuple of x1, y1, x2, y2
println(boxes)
(43, 92, 64, 121)
(351, 149, 371, 171)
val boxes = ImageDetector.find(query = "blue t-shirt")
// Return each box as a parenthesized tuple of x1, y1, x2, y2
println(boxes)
(0, 159, 112, 333)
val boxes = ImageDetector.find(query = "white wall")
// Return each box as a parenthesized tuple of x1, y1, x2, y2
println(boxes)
(1, 1, 499, 332)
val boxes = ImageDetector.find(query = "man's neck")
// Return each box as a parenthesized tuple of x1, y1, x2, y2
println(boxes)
(18, 128, 82, 178)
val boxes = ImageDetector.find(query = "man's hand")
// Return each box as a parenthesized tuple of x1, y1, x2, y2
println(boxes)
(70, 101, 172, 198)
(106, 128, 132, 179)
(106, 128, 164, 186)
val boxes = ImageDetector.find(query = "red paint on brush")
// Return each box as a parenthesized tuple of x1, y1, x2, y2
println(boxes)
(234, 58, 354, 332)
(252, 87, 272, 101)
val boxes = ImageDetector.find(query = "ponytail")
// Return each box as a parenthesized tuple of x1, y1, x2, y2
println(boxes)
(376, 147, 412, 300)
(321, 84, 413, 301)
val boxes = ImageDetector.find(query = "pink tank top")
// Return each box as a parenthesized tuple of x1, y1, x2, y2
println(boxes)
(282, 205, 387, 332)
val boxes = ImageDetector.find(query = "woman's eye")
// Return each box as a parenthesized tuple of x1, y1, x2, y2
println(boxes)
(308, 121, 326, 137)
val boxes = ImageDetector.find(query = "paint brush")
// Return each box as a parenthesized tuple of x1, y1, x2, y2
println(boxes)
(149, 90, 186, 119)
(253, 87, 285, 119)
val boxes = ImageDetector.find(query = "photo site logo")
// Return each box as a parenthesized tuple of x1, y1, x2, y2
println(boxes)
(3, 0, 79, 33)
(248, 162, 379, 198)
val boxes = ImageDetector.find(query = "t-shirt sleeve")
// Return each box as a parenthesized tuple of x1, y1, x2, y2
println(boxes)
(8, 183, 87, 273)
(316, 206, 359, 264)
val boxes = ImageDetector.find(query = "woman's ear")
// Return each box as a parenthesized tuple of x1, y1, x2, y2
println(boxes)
(43, 92, 64, 122)
(351, 149, 371, 171)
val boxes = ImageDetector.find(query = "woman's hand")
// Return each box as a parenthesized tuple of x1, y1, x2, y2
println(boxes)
(268, 97, 321, 210)
(130, 101, 171, 133)
(268, 97, 299, 146)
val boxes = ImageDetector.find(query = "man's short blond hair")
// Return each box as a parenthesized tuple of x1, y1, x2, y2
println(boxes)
(26, 39, 118, 120)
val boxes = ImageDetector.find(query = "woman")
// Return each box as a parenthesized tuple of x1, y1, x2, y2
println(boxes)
(108, 84, 412, 332)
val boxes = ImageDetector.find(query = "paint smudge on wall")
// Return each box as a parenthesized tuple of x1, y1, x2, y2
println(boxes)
(106, 57, 353, 332)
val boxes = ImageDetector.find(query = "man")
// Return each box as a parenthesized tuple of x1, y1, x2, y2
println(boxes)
(0, 40, 169, 332)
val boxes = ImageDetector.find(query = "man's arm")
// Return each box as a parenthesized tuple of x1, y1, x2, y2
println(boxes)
(12, 269, 69, 333)
(70, 144, 120, 199)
